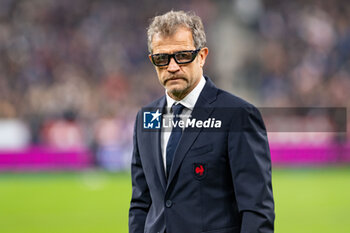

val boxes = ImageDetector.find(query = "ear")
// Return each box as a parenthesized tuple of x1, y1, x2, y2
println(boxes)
(198, 47, 209, 68)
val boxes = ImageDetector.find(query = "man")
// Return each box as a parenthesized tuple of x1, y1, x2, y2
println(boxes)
(129, 10, 274, 233)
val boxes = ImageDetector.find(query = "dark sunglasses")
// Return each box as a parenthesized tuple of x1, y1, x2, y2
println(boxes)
(150, 48, 201, 67)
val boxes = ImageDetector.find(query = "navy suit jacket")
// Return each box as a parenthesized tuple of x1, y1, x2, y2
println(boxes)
(129, 77, 275, 233)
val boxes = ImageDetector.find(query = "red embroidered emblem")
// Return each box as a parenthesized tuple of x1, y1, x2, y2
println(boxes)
(195, 165, 204, 176)
(193, 163, 207, 180)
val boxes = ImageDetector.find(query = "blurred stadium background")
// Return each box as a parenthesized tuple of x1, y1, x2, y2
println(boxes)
(0, 0, 349, 232)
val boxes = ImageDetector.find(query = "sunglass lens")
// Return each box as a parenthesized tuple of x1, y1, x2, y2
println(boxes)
(175, 52, 193, 63)
(153, 54, 168, 66)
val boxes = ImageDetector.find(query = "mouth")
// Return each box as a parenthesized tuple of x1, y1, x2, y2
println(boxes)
(164, 76, 186, 84)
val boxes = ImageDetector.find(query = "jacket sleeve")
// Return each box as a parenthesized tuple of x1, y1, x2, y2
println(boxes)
(228, 106, 275, 233)
(129, 112, 152, 233)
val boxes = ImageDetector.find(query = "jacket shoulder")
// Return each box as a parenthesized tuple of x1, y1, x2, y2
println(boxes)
(215, 88, 266, 131)
(135, 95, 165, 120)
(143, 95, 165, 108)
(216, 88, 257, 109)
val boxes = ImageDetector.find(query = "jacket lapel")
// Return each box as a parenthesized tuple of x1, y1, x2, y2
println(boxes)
(148, 97, 167, 190)
(167, 77, 218, 188)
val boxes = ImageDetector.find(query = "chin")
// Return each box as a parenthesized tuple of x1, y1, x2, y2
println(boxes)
(168, 87, 185, 95)
(167, 85, 191, 98)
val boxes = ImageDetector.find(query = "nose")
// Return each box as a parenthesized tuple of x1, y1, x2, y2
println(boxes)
(167, 58, 180, 72)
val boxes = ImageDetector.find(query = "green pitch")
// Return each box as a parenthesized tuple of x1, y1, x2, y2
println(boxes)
(0, 167, 349, 233)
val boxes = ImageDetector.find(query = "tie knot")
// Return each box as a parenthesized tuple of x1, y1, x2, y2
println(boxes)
(172, 103, 185, 116)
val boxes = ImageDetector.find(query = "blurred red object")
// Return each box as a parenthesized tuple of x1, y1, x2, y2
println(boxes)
(41, 119, 85, 150)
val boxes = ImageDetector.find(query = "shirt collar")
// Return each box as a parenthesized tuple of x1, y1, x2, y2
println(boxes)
(166, 76, 206, 110)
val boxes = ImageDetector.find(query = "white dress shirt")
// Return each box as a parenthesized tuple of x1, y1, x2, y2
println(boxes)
(161, 76, 206, 174)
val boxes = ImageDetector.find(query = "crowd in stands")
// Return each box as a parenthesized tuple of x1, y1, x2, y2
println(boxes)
(0, 0, 348, 168)
(244, 0, 350, 144)
(243, 0, 350, 109)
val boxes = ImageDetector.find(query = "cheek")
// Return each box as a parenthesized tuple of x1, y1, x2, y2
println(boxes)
(156, 69, 167, 84)
(155, 68, 164, 78)
(186, 67, 198, 80)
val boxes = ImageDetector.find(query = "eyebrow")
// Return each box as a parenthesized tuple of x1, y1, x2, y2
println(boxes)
(153, 48, 196, 54)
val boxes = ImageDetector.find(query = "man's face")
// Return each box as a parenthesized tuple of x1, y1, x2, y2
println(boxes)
(149, 27, 208, 100)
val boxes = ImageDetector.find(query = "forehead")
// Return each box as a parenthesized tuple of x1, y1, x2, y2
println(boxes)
(151, 27, 195, 54)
